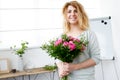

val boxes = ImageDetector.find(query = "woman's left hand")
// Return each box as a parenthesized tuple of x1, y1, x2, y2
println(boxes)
(63, 62, 77, 73)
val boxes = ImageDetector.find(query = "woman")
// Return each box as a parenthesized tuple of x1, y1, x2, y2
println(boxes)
(56, 1, 101, 80)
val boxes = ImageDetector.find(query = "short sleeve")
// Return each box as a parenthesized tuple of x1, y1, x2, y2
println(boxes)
(88, 31, 101, 64)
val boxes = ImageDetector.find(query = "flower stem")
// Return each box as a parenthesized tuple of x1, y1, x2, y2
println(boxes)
(61, 76, 68, 80)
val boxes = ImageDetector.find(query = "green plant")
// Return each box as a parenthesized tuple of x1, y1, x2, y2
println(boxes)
(43, 65, 57, 71)
(10, 41, 29, 57)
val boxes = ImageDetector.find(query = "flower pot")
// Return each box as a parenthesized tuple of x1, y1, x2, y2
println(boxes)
(18, 57, 24, 71)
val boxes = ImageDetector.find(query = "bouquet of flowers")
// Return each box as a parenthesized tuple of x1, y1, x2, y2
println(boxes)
(40, 34, 88, 80)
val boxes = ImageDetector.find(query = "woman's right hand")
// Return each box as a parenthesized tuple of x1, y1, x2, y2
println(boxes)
(56, 62, 70, 78)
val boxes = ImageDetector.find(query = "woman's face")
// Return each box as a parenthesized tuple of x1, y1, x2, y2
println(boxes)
(66, 5, 79, 25)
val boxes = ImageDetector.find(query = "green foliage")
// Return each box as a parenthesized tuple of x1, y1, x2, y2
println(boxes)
(40, 34, 88, 63)
(10, 41, 29, 57)
(43, 65, 57, 71)
(61, 34, 69, 41)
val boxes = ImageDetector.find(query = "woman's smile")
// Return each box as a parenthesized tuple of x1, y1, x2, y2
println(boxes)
(69, 16, 77, 21)
(67, 5, 78, 25)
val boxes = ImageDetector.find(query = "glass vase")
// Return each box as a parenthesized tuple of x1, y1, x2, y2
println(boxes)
(18, 56, 24, 71)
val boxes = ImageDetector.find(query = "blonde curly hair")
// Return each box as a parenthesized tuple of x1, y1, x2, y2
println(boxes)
(62, 1, 89, 33)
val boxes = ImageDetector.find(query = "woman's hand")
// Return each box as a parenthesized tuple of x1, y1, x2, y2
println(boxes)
(57, 62, 70, 78)
(57, 59, 97, 78)
(63, 62, 78, 72)
(57, 62, 78, 78)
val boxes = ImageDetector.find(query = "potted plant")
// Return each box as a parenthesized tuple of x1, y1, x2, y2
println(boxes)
(10, 41, 29, 71)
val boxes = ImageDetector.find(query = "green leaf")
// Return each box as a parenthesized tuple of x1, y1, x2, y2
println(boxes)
(43, 65, 57, 71)
(10, 41, 29, 57)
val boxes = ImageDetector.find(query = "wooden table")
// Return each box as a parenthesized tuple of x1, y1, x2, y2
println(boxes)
(0, 68, 55, 80)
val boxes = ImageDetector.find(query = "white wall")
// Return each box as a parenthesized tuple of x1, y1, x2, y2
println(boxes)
(0, 0, 101, 50)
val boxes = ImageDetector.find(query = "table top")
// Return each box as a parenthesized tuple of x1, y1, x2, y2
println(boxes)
(0, 68, 54, 79)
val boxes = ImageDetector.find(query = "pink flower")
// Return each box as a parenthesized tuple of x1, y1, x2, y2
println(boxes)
(73, 38, 80, 42)
(69, 41, 74, 44)
(69, 36, 75, 41)
(54, 39, 63, 46)
(63, 41, 69, 46)
(69, 36, 80, 42)
(68, 41, 76, 51)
